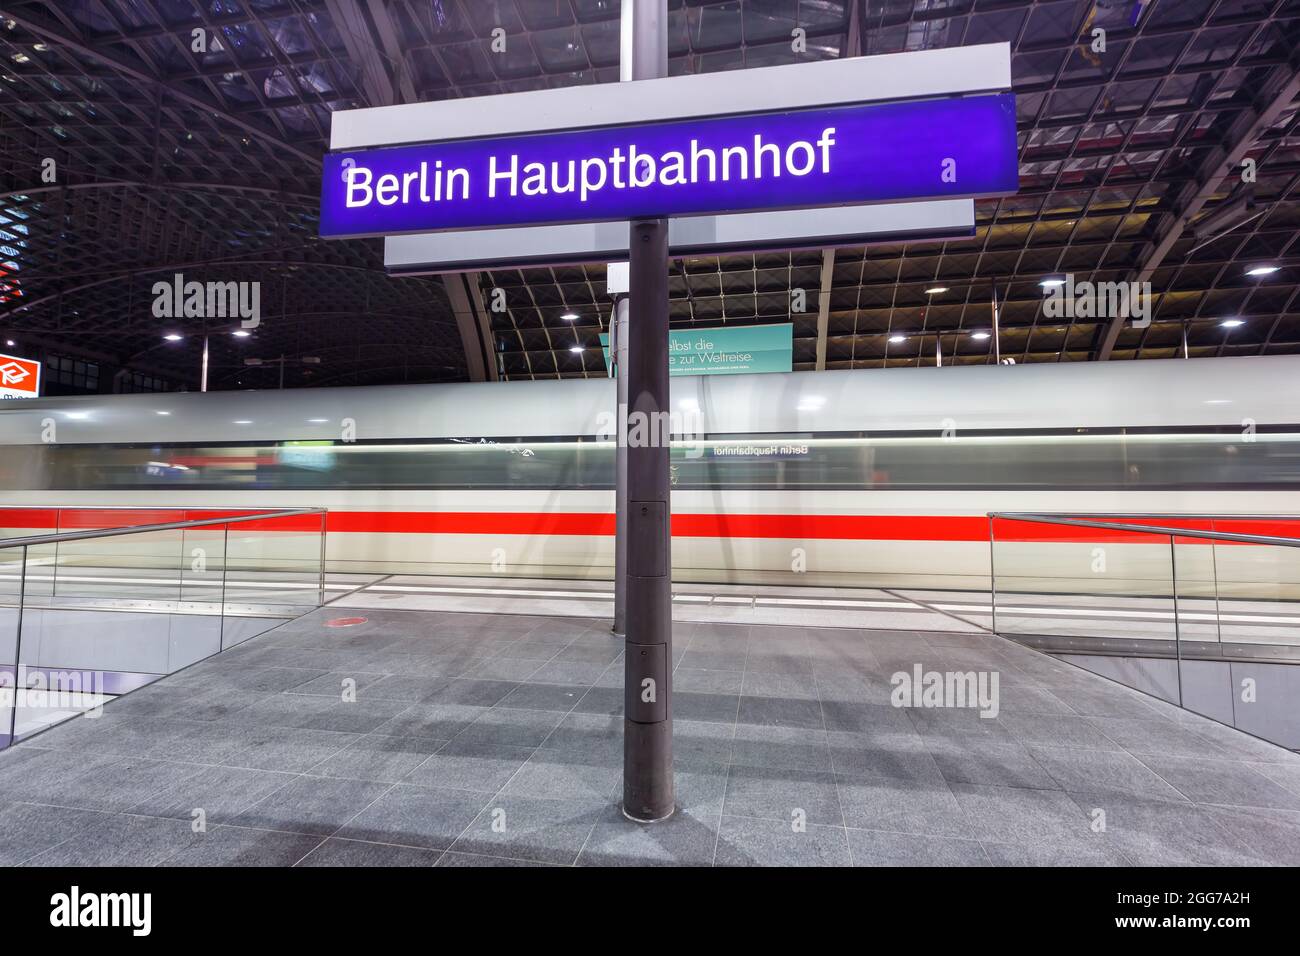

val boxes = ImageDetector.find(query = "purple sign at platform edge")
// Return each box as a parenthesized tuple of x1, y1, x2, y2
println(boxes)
(320, 92, 1018, 238)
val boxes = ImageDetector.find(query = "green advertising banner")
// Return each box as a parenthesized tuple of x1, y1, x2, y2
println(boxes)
(600, 322, 792, 377)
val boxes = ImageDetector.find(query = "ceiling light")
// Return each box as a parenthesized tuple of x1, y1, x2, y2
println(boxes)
(1245, 265, 1279, 277)
(233, 420, 252, 425)
(970, 331, 991, 340)
(163, 333, 183, 342)
(924, 286, 948, 295)
(1220, 318, 1245, 328)
(4, 339, 13, 347)
(888, 334, 907, 344)
(569, 345, 584, 353)
(155, 411, 171, 416)
(561, 312, 579, 321)
(1039, 277, 1067, 288)
(231, 329, 251, 338)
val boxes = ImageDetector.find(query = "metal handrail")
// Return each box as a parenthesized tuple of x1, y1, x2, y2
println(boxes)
(989, 512, 1300, 549)
(990, 512, 1300, 520)
(0, 507, 326, 550)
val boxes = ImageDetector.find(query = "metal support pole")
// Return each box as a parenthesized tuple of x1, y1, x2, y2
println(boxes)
(623, 218, 673, 823)
(990, 283, 1001, 364)
(612, 295, 629, 638)
(201, 334, 210, 392)
(622, 0, 673, 824)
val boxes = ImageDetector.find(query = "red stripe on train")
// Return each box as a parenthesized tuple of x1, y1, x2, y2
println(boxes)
(322, 512, 1296, 542)
(0, 509, 989, 540)
(0, 508, 323, 533)
(2, 510, 1297, 542)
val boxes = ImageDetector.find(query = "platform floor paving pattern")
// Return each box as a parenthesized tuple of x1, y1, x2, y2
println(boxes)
(2, 605, 1299, 867)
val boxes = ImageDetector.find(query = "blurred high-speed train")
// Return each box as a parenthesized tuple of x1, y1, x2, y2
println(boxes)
(1, 355, 1299, 591)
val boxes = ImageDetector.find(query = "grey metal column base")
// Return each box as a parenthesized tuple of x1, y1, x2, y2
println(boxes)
(622, 803, 675, 825)
(621, 717, 675, 823)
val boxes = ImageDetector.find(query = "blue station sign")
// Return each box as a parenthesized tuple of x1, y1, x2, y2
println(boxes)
(320, 93, 1018, 239)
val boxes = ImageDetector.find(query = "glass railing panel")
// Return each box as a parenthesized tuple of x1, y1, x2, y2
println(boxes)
(989, 514, 1179, 651)
(11, 527, 191, 740)
(991, 513, 1300, 752)
(179, 521, 228, 606)
(990, 515, 1181, 705)
(221, 511, 325, 648)
(0, 508, 325, 745)
(0, 543, 20, 748)
(44, 525, 185, 604)
(1198, 520, 1300, 750)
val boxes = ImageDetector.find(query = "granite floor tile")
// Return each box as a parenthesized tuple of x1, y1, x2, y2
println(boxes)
(0, 801, 113, 866)
(449, 795, 604, 865)
(164, 825, 324, 866)
(233, 775, 391, 836)
(714, 816, 850, 867)
(1136, 753, 1300, 810)
(24, 813, 201, 866)
(847, 828, 988, 866)
(127, 764, 297, 823)
(334, 784, 492, 850)
(402, 740, 533, 793)
(723, 765, 843, 826)
(296, 837, 441, 867)
(835, 774, 974, 838)
(948, 783, 1092, 845)
(308, 734, 445, 784)
(1030, 746, 1188, 801)
(500, 751, 622, 801)
(578, 805, 721, 867)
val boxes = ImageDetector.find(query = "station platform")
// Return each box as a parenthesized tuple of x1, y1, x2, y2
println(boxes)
(2, 579, 1298, 867)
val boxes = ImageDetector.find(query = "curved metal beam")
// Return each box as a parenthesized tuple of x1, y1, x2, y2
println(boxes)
(0, 6, 320, 165)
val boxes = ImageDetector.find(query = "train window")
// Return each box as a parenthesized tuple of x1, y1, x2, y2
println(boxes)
(2, 430, 1298, 491)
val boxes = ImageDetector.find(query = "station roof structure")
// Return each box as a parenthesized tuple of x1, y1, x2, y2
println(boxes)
(0, 0, 1297, 390)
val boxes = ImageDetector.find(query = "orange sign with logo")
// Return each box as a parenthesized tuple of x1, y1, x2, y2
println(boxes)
(0, 352, 41, 399)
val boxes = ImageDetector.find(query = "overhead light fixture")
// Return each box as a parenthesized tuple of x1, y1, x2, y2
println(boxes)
(569, 345, 584, 353)
(924, 286, 948, 295)
(231, 329, 251, 338)
(561, 312, 579, 321)
(1039, 277, 1067, 288)
(1245, 265, 1280, 277)
(1220, 318, 1245, 328)
(4, 339, 13, 347)
(970, 331, 991, 340)
(155, 411, 171, 416)
(233, 420, 253, 425)
(888, 334, 907, 344)
(163, 333, 183, 342)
